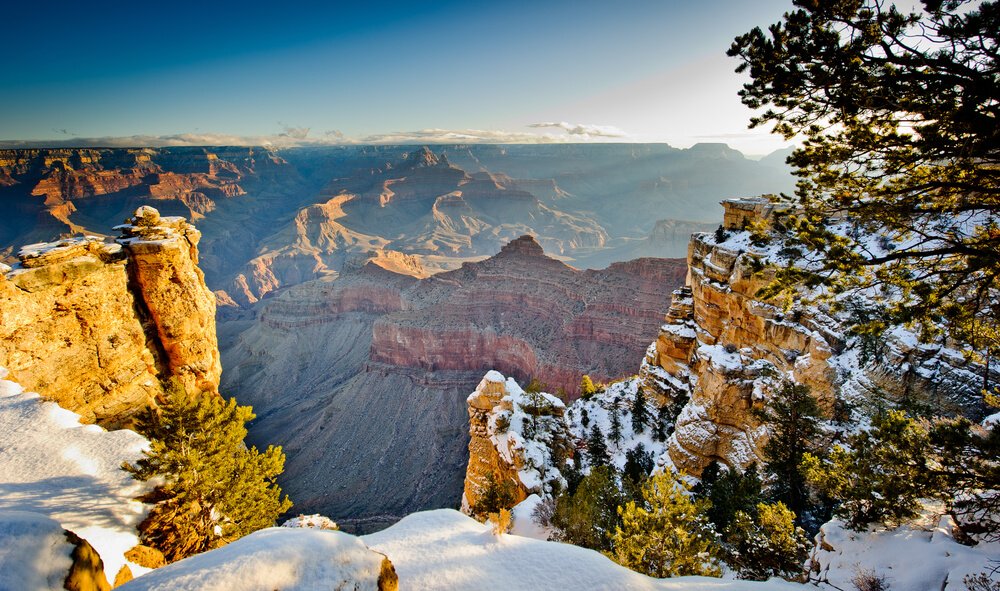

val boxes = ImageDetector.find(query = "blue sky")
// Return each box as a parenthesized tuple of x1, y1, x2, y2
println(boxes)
(3, 0, 795, 154)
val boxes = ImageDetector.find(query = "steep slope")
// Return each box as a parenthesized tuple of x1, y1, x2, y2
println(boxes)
(220, 237, 687, 528)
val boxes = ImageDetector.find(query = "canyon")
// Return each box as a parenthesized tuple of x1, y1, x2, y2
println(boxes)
(221, 235, 687, 529)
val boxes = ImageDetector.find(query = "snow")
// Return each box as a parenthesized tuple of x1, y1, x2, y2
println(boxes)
(0, 511, 75, 591)
(17, 236, 104, 259)
(281, 514, 339, 530)
(566, 378, 670, 474)
(509, 495, 552, 541)
(811, 510, 1000, 591)
(118, 527, 387, 591)
(363, 509, 801, 590)
(0, 370, 151, 583)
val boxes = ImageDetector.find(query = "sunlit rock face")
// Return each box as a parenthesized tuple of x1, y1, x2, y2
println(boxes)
(0, 206, 220, 427)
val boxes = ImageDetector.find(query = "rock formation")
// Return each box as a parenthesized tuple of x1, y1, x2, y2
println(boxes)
(0, 206, 219, 426)
(463, 371, 571, 514)
(220, 237, 687, 527)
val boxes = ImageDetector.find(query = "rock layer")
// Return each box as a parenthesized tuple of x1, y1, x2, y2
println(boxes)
(0, 207, 219, 426)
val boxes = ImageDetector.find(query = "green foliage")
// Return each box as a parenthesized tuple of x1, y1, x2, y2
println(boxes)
(754, 381, 824, 519)
(631, 388, 649, 434)
(929, 416, 1000, 539)
(552, 466, 624, 552)
(728, 0, 1000, 343)
(803, 410, 942, 529)
(623, 443, 654, 489)
(524, 377, 548, 393)
(470, 473, 517, 521)
(123, 381, 292, 562)
(609, 406, 623, 447)
(580, 375, 597, 399)
(611, 469, 722, 578)
(587, 425, 611, 468)
(694, 461, 764, 532)
(723, 502, 810, 581)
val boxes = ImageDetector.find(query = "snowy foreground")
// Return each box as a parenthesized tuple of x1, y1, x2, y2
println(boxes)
(363, 509, 801, 591)
(0, 368, 150, 584)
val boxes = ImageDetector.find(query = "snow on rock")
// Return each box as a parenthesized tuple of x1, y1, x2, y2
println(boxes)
(364, 509, 800, 591)
(810, 510, 1000, 591)
(0, 369, 150, 583)
(464, 372, 571, 513)
(118, 527, 394, 591)
(281, 514, 339, 530)
(0, 511, 75, 591)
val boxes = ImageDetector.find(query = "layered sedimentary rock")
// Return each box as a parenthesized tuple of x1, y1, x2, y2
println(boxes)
(0, 207, 219, 426)
(221, 237, 686, 526)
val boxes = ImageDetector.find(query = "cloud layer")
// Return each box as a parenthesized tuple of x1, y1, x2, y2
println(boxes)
(0, 123, 631, 149)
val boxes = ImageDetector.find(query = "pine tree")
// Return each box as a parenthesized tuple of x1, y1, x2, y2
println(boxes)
(470, 472, 517, 521)
(631, 388, 649, 434)
(609, 406, 623, 447)
(652, 404, 670, 443)
(551, 466, 624, 552)
(723, 502, 810, 581)
(123, 381, 292, 562)
(581, 407, 590, 428)
(623, 443, 654, 489)
(612, 469, 722, 578)
(754, 381, 823, 519)
(803, 409, 943, 529)
(587, 425, 611, 468)
(580, 375, 597, 399)
(695, 461, 764, 532)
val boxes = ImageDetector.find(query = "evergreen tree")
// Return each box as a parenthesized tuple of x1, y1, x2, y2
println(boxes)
(802, 410, 942, 529)
(581, 407, 590, 428)
(470, 472, 517, 520)
(931, 414, 1000, 540)
(754, 381, 823, 519)
(623, 443, 654, 489)
(587, 425, 611, 468)
(631, 388, 649, 434)
(580, 375, 597, 399)
(123, 381, 292, 562)
(695, 461, 765, 533)
(723, 502, 810, 581)
(609, 406, 623, 447)
(552, 466, 624, 552)
(728, 1, 1000, 341)
(611, 469, 722, 578)
(652, 404, 670, 443)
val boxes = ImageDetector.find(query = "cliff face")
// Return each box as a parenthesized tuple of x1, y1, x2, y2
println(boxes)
(0, 206, 220, 426)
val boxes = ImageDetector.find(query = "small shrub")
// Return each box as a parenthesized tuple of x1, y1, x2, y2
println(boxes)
(488, 509, 512, 535)
(851, 567, 890, 591)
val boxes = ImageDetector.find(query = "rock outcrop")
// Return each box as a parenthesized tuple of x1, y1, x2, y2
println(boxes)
(0, 206, 220, 426)
(463, 371, 570, 514)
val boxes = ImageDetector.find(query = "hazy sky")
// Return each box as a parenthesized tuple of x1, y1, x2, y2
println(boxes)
(3, 0, 796, 154)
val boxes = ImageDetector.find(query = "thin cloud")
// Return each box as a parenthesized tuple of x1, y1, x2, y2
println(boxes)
(527, 121, 627, 138)
(0, 125, 630, 149)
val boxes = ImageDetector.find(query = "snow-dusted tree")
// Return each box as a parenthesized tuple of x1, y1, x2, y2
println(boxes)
(609, 406, 624, 447)
(631, 388, 649, 434)
(124, 380, 292, 562)
(552, 466, 624, 552)
(611, 470, 722, 578)
(723, 502, 810, 581)
(587, 425, 611, 467)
